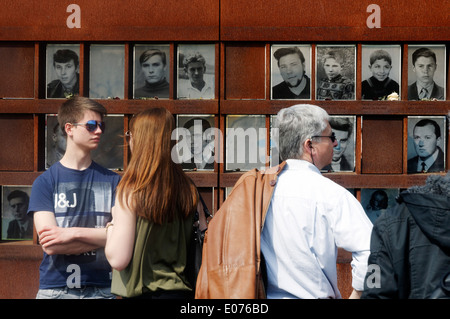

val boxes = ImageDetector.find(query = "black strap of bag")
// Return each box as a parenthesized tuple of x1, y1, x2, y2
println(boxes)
(187, 190, 212, 289)
(195, 192, 211, 243)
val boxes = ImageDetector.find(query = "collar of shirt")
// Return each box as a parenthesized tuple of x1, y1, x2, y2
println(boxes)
(418, 148, 439, 171)
(416, 82, 435, 97)
(285, 158, 320, 173)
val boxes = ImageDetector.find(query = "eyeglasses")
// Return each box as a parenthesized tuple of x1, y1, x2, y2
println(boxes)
(311, 132, 336, 143)
(72, 120, 105, 133)
(125, 130, 132, 143)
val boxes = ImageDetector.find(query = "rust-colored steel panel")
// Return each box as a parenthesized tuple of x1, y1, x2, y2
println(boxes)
(362, 116, 403, 174)
(0, 115, 34, 171)
(0, 0, 220, 41)
(220, 0, 450, 41)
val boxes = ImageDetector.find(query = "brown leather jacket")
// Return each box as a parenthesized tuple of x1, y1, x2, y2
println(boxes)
(195, 162, 286, 299)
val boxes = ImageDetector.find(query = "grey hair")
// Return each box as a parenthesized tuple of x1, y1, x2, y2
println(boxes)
(276, 104, 329, 161)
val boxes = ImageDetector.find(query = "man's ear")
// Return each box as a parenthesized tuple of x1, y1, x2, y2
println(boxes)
(65, 123, 73, 136)
(303, 139, 313, 153)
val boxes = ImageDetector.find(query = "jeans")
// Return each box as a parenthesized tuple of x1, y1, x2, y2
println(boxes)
(36, 286, 116, 299)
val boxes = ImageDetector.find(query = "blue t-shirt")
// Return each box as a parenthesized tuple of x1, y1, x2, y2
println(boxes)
(28, 161, 121, 289)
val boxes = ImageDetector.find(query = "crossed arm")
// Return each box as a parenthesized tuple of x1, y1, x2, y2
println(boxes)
(34, 211, 107, 255)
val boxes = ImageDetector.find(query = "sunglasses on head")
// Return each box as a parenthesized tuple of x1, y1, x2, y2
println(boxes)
(72, 120, 106, 133)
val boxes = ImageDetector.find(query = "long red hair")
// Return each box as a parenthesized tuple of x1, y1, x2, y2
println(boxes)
(116, 107, 198, 224)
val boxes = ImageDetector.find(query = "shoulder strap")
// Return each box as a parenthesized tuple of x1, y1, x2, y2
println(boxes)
(198, 192, 211, 219)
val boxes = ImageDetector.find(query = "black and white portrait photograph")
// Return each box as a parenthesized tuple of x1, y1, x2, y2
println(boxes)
(89, 44, 125, 99)
(133, 44, 170, 99)
(225, 115, 266, 172)
(316, 45, 356, 100)
(271, 44, 311, 100)
(1, 186, 33, 241)
(177, 44, 215, 100)
(176, 114, 215, 171)
(321, 115, 356, 172)
(407, 44, 446, 101)
(361, 188, 399, 224)
(407, 116, 446, 174)
(361, 45, 401, 100)
(46, 44, 80, 99)
(46, 114, 125, 170)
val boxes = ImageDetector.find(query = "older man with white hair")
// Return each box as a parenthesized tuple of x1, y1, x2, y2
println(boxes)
(261, 104, 372, 299)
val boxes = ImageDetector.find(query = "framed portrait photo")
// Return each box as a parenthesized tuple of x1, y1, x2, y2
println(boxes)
(407, 116, 446, 174)
(361, 45, 401, 100)
(46, 44, 80, 99)
(225, 115, 267, 172)
(1, 185, 33, 241)
(45, 114, 125, 170)
(270, 44, 312, 100)
(175, 114, 216, 171)
(361, 188, 399, 224)
(177, 44, 215, 100)
(407, 44, 446, 101)
(316, 45, 356, 100)
(133, 44, 170, 99)
(89, 44, 125, 99)
(322, 115, 356, 173)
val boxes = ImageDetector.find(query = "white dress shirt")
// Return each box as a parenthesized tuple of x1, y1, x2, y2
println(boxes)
(178, 75, 214, 99)
(261, 159, 373, 299)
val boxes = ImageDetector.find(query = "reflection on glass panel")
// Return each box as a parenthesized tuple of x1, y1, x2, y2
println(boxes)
(176, 114, 215, 171)
(361, 188, 399, 224)
(226, 115, 266, 171)
(90, 44, 125, 99)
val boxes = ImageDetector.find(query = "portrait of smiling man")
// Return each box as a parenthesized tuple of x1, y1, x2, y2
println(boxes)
(46, 45, 80, 99)
(271, 45, 311, 100)
(407, 117, 446, 173)
(177, 44, 215, 100)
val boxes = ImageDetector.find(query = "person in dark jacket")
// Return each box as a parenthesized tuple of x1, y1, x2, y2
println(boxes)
(362, 171, 450, 298)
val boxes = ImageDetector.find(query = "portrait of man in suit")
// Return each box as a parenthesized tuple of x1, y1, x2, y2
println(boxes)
(321, 116, 356, 172)
(407, 45, 446, 100)
(1, 186, 33, 240)
(407, 117, 446, 173)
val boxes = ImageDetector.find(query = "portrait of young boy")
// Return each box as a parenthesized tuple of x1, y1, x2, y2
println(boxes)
(361, 45, 401, 100)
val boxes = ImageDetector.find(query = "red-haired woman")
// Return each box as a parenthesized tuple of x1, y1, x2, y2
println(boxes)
(105, 107, 198, 299)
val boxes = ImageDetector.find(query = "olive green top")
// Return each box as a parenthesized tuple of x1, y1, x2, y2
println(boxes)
(111, 213, 194, 297)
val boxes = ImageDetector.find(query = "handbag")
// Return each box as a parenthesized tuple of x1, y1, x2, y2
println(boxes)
(187, 191, 211, 289)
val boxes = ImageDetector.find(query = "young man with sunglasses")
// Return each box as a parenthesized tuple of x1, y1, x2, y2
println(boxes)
(28, 96, 121, 299)
(261, 104, 372, 299)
